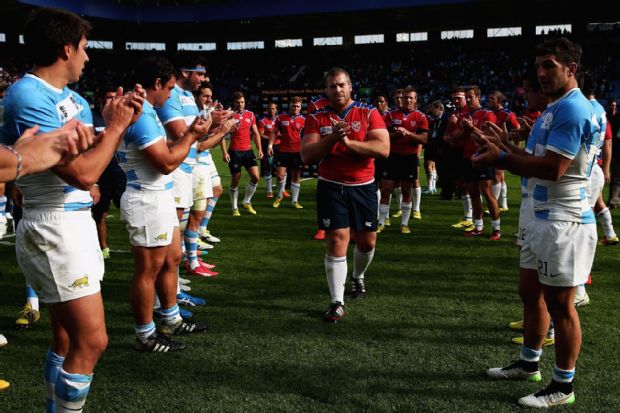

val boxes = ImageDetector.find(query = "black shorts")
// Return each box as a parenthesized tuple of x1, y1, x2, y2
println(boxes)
(462, 159, 494, 181)
(317, 180, 378, 232)
(228, 150, 257, 174)
(275, 151, 303, 169)
(381, 153, 419, 182)
(260, 140, 273, 176)
(424, 142, 440, 162)
(92, 161, 127, 219)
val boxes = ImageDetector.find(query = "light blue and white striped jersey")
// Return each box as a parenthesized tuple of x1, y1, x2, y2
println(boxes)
(155, 84, 198, 173)
(530, 88, 599, 223)
(589, 98, 607, 160)
(521, 114, 547, 199)
(117, 100, 172, 191)
(1, 74, 93, 211)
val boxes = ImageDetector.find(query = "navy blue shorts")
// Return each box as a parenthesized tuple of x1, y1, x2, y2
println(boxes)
(228, 150, 257, 174)
(275, 151, 303, 169)
(317, 180, 378, 232)
(92, 160, 127, 219)
(463, 159, 494, 181)
(381, 153, 419, 182)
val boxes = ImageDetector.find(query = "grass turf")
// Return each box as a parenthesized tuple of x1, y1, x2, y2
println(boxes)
(1, 157, 620, 412)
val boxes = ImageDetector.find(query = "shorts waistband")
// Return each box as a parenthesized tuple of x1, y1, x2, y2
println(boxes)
(22, 209, 92, 221)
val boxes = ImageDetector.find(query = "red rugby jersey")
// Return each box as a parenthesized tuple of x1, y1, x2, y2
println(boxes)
(230, 110, 256, 151)
(275, 113, 305, 153)
(385, 109, 429, 155)
(307, 97, 329, 115)
(462, 108, 497, 159)
(494, 108, 520, 131)
(305, 102, 387, 185)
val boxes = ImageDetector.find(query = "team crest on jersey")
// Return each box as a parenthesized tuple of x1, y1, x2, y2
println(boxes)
(410, 121, 417, 128)
(541, 113, 554, 130)
(323, 219, 331, 228)
(351, 121, 361, 132)
(179, 95, 195, 106)
(320, 126, 333, 135)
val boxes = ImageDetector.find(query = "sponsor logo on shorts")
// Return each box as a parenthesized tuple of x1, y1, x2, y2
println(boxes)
(174, 197, 181, 204)
(195, 191, 203, 198)
(68, 275, 89, 289)
(154, 233, 168, 241)
(323, 219, 331, 228)
(351, 121, 361, 132)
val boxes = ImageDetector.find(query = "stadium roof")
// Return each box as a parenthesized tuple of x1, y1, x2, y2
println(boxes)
(19, 0, 471, 22)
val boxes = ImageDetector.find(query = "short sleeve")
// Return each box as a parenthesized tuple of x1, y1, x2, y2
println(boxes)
(368, 108, 387, 131)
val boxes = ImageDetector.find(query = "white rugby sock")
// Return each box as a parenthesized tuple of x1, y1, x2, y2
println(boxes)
(277, 179, 286, 198)
(378, 204, 390, 226)
(401, 202, 412, 227)
(463, 194, 473, 221)
(352, 247, 375, 280)
(291, 182, 301, 204)
(500, 182, 508, 209)
(413, 187, 421, 212)
(491, 219, 501, 231)
(55, 368, 92, 413)
(230, 187, 238, 210)
(243, 181, 257, 204)
(265, 175, 272, 193)
(492, 182, 501, 200)
(325, 255, 347, 304)
(596, 207, 617, 239)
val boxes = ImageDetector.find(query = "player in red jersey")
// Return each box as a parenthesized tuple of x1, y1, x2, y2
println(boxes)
(445, 88, 474, 228)
(378, 87, 429, 234)
(221, 92, 263, 215)
(447, 85, 501, 239)
(301, 67, 389, 322)
(307, 95, 331, 240)
(389, 89, 405, 220)
(271, 96, 305, 208)
(488, 90, 521, 212)
(258, 101, 278, 198)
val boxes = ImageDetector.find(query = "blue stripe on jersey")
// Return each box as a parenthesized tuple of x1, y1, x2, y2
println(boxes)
(127, 183, 142, 190)
(582, 210, 596, 224)
(116, 151, 127, 163)
(64, 201, 93, 211)
(534, 210, 550, 220)
(533, 185, 548, 202)
(179, 163, 193, 174)
(579, 187, 587, 201)
(188, 147, 197, 160)
(126, 170, 139, 182)
(62, 185, 77, 194)
(164, 181, 173, 190)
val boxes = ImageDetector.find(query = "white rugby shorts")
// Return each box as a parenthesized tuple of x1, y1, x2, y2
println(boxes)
(120, 188, 178, 247)
(522, 218, 597, 287)
(16, 210, 103, 304)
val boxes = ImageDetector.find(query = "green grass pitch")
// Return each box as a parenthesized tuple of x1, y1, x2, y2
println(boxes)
(1, 154, 619, 412)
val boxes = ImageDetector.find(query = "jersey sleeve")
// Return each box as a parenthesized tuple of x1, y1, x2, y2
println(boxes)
(304, 114, 320, 135)
(155, 95, 183, 125)
(368, 108, 387, 131)
(126, 113, 165, 150)
(507, 112, 520, 130)
(417, 113, 429, 132)
(545, 102, 585, 159)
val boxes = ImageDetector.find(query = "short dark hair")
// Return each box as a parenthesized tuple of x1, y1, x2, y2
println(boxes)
(174, 55, 207, 76)
(233, 91, 245, 100)
(490, 90, 506, 102)
(290, 96, 301, 104)
(24, 7, 92, 67)
(134, 56, 175, 90)
(392, 88, 404, 97)
(403, 87, 417, 95)
(431, 100, 444, 111)
(324, 67, 351, 85)
(199, 81, 213, 91)
(465, 85, 481, 97)
(535, 37, 582, 69)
